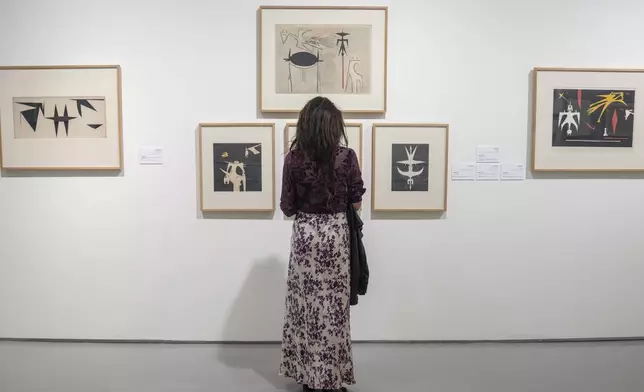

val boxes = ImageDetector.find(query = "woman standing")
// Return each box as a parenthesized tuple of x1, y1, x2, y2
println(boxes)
(279, 97, 365, 392)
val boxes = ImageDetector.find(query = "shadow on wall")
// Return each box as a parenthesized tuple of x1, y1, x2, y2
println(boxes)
(218, 256, 293, 391)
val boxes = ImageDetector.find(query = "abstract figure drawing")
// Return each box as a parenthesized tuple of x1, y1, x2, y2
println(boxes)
(551, 89, 635, 148)
(345, 58, 364, 94)
(221, 161, 247, 192)
(280, 29, 334, 53)
(396, 146, 426, 191)
(14, 97, 106, 139)
(245, 144, 260, 157)
(214, 143, 263, 193)
(336, 30, 350, 89)
(275, 24, 372, 95)
(559, 104, 580, 136)
(221, 143, 262, 192)
(284, 49, 323, 93)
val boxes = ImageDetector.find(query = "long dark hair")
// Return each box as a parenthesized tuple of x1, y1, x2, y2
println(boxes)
(290, 96, 347, 202)
(290, 96, 347, 160)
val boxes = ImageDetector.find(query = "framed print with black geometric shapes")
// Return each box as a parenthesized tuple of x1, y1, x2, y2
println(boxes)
(533, 68, 644, 172)
(372, 123, 449, 212)
(199, 123, 275, 212)
(259, 6, 388, 113)
(0, 65, 123, 170)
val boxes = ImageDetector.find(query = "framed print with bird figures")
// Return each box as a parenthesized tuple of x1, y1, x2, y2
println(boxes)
(0, 65, 123, 170)
(372, 123, 449, 212)
(259, 6, 388, 113)
(199, 123, 275, 212)
(533, 68, 644, 171)
(283, 122, 363, 166)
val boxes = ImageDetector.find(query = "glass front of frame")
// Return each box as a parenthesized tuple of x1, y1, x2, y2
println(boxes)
(372, 124, 448, 212)
(199, 124, 275, 212)
(260, 7, 387, 113)
(0, 66, 122, 170)
(533, 69, 644, 171)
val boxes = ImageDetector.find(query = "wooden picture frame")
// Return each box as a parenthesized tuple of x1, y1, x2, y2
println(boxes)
(0, 65, 123, 171)
(283, 122, 363, 166)
(259, 6, 388, 113)
(372, 123, 449, 212)
(532, 67, 644, 172)
(198, 123, 276, 212)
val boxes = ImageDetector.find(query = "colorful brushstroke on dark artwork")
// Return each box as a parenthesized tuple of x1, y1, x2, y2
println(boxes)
(552, 89, 635, 147)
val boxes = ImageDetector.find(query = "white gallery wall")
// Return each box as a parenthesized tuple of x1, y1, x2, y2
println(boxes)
(1, 0, 644, 341)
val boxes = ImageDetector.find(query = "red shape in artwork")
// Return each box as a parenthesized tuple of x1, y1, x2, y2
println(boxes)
(612, 110, 618, 133)
(578, 90, 582, 110)
(342, 56, 345, 90)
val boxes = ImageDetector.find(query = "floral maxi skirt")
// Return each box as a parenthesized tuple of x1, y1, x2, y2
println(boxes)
(279, 212, 355, 390)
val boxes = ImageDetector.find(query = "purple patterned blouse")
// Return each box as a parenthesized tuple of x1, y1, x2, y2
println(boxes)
(280, 147, 365, 217)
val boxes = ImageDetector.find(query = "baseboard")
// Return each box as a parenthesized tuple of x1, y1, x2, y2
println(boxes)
(0, 337, 643, 345)
(354, 337, 644, 344)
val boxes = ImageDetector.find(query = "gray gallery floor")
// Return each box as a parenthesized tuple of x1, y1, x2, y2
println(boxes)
(0, 340, 643, 392)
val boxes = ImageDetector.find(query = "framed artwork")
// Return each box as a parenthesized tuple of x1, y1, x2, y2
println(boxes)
(372, 123, 449, 212)
(283, 122, 363, 166)
(0, 65, 123, 170)
(533, 67, 644, 172)
(199, 123, 275, 212)
(259, 6, 388, 113)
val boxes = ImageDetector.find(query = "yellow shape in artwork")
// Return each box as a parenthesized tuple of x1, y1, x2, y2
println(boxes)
(587, 92, 627, 123)
(221, 151, 229, 158)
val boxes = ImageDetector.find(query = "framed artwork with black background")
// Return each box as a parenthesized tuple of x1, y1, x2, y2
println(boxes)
(533, 68, 644, 172)
(199, 123, 275, 212)
(372, 123, 449, 212)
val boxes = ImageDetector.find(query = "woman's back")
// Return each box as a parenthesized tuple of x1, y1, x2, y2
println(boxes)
(279, 97, 364, 391)
(280, 146, 363, 217)
(280, 96, 364, 217)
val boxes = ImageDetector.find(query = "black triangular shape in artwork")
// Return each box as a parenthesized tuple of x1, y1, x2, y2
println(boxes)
(17, 102, 45, 114)
(72, 99, 97, 117)
(20, 108, 40, 132)
(87, 124, 103, 130)
(16, 102, 45, 132)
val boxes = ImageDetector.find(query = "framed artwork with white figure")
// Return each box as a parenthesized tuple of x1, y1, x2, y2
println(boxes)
(372, 123, 449, 212)
(259, 6, 388, 113)
(533, 67, 644, 172)
(199, 123, 275, 212)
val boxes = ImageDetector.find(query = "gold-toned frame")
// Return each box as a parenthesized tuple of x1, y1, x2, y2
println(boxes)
(0, 65, 123, 171)
(532, 67, 644, 172)
(198, 122, 276, 213)
(282, 122, 364, 167)
(258, 5, 388, 114)
(371, 123, 450, 212)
